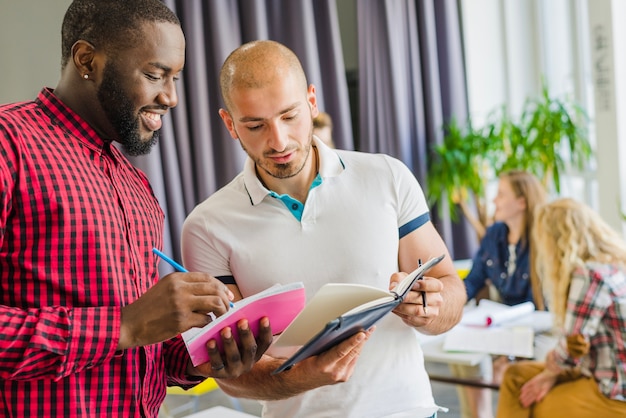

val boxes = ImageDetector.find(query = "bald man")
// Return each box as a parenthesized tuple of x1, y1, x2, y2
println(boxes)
(181, 40, 466, 418)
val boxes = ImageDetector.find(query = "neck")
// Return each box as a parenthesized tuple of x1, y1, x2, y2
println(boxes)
(505, 216, 525, 244)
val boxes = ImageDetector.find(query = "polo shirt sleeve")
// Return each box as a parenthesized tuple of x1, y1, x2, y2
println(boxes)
(382, 155, 430, 238)
(181, 204, 232, 277)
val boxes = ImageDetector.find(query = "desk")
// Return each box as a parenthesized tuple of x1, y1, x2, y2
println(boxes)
(419, 306, 556, 390)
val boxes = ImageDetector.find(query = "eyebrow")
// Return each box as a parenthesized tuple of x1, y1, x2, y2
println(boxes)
(148, 62, 183, 73)
(238, 102, 301, 123)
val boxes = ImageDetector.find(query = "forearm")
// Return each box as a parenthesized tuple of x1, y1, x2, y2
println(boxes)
(420, 274, 466, 335)
(0, 305, 120, 380)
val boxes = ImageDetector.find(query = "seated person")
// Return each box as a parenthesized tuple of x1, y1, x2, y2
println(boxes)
(451, 170, 547, 418)
(495, 198, 626, 418)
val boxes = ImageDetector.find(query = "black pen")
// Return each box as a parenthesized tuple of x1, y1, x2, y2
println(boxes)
(418, 258, 427, 314)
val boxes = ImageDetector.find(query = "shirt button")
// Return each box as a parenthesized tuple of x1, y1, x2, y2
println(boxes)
(486, 259, 493, 266)
(500, 272, 507, 278)
(292, 203, 299, 210)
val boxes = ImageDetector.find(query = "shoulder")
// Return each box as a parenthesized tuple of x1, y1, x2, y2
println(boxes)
(579, 262, 626, 288)
(185, 174, 247, 219)
(483, 222, 508, 239)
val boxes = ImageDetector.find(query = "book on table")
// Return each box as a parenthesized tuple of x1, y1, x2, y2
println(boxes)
(270, 254, 446, 374)
(443, 299, 541, 358)
(183, 282, 306, 366)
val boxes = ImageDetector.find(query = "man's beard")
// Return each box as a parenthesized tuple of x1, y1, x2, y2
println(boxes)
(238, 125, 314, 180)
(97, 63, 158, 156)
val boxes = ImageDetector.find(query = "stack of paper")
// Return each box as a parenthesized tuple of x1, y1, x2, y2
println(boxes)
(442, 300, 546, 358)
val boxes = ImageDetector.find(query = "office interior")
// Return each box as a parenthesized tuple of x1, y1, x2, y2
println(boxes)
(1, 0, 624, 417)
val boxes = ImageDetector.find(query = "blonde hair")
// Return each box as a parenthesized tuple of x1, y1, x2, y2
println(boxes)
(533, 198, 626, 326)
(500, 170, 547, 309)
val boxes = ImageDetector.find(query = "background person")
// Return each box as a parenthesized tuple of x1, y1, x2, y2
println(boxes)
(312, 110, 335, 148)
(181, 39, 467, 418)
(495, 198, 626, 417)
(451, 170, 548, 418)
(0, 2, 271, 417)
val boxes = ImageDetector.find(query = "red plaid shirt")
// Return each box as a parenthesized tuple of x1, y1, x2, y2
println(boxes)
(0, 89, 196, 417)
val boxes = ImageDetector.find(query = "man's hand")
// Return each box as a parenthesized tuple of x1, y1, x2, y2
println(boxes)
(190, 317, 274, 379)
(389, 272, 443, 328)
(118, 272, 234, 349)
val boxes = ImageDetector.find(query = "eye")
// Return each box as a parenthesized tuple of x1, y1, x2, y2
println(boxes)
(145, 73, 161, 81)
(246, 124, 263, 132)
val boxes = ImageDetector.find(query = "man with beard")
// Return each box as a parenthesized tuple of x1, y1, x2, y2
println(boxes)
(0, 1, 271, 417)
(181, 40, 467, 418)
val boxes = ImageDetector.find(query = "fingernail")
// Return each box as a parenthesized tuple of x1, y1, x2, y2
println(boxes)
(356, 332, 365, 342)
(222, 327, 232, 339)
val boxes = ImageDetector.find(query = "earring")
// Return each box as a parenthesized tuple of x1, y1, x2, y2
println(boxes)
(83, 74, 89, 79)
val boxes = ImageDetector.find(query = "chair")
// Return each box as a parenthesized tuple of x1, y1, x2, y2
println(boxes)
(160, 378, 243, 417)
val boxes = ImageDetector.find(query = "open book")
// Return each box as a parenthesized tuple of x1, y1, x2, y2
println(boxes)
(271, 254, 445, 374)
(442, 300, 543, 358)
(183, 282, 306, 366)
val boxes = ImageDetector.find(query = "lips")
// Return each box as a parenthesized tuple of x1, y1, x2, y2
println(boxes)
(141, 110, 163, 132)
(270, 151, 294, 164)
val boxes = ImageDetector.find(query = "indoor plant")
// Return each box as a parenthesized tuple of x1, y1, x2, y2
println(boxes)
(427, 85, 592, 240)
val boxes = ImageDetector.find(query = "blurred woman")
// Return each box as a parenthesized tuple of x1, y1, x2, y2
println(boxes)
(452, 170, 547, 418)
(495, 198, 626, 417)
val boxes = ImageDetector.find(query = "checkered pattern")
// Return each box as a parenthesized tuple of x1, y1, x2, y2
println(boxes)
(0, 89, 192, 417)
(556, 262, 626, 400)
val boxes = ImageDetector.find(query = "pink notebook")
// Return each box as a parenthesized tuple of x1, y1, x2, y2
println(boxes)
(183, 282, 306, 366)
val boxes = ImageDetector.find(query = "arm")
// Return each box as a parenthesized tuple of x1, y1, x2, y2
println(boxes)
(392, 221, 466, 335)
(552, 268, 609, 366)
(0, 304, 121, 381)
(213, 285, 374, 400)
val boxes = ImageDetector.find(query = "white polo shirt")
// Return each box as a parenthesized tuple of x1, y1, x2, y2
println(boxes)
(182, 139, 444, 418)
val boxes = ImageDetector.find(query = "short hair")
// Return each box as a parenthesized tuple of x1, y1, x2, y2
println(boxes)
(61, 0, 180, 69)
(219, 40, 308, 111)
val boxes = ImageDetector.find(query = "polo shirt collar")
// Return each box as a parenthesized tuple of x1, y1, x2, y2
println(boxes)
(243, 136, 345, 206)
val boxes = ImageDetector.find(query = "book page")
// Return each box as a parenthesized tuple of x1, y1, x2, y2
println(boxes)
(273, 283, 391, 347)
(460, 300, 535, 327)
(393, 254, 446, 297)
(443, 326, 534, 358)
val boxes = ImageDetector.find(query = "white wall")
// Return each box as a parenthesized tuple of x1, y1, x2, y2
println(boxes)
(0, 0, 72, 103)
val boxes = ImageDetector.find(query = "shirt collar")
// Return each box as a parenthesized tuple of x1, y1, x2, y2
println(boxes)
(243, 136, 345, 205)
(37, 88, 110, 155)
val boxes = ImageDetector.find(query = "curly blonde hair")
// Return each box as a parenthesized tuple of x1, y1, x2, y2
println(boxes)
(533, 198, 626, 326)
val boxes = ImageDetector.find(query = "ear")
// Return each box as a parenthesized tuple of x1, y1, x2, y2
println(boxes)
(72, 40, 97, 79)
(307, 84, 319, 119)
(218, 108, 239, 140)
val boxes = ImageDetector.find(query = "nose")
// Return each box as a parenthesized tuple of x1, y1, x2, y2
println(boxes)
(157, 78, 179, 108)
(267, 120, 289, 151)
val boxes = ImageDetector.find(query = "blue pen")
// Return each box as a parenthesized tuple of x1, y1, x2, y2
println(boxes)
(152, 248, 234, 308)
